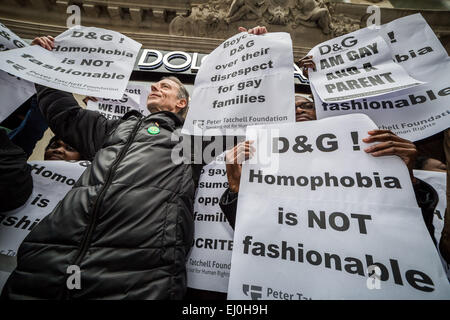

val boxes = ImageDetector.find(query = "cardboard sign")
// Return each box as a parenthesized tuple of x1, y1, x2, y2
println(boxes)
(309, 14, 450, 142)
(183, 32, 295, 136)
(0, 26, 141, 99)
(87, 83, 150, 119)
(187, 158, 234, 293)
(0, 161, 89, 256)
(0, 22, 35, 122)
(227, 114, 450, 299)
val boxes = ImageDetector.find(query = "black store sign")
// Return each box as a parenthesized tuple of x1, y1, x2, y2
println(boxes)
(132, 49, 310, 88)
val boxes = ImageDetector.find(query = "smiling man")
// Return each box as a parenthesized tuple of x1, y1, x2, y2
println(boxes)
(2, 35, 203, 299)
(147, 76, 190, 119)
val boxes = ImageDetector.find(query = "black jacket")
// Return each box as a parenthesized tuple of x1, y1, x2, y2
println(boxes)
(0, 129, 33, 212)
(2, 86, 199, 299)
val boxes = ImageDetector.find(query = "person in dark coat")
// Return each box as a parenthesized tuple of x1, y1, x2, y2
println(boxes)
(0, 129, 33, 213)
(1, 36, 205, 299)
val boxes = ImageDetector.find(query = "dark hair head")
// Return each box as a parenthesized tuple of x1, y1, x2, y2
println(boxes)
(46, 135, 59, 150)
(414, 155, 428, 170)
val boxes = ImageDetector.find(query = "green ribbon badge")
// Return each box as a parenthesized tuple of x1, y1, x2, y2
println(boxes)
(147, 126, 160, 135)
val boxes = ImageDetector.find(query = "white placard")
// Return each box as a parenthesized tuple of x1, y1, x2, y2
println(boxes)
(227, 114, 450, 299)
(87, 83, 150, 119)
(228, 197, 450, 299)
(187, 158, 234, 293)
(183, 32, 295, 136)
(0, 22, 28, 51)
(413, 169, 450, 281)
(0, 22, 35, 122)
(310, 14, 450, 142)
(243, 113, 418, 207)
(0, 161, 89, 256)
(0, 26, 141, 99)
(309, 34, 423, 102)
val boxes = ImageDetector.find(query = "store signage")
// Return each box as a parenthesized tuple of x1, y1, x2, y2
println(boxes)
(135, 49, 309, 84)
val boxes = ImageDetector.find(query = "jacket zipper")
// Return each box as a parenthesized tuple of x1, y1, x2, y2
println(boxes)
(64, 117, 144, 299)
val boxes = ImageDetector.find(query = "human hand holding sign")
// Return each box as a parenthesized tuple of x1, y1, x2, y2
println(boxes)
(363, 130, 418, 183)
(225, 141, 255, 193)
(31, 35, 55, 50)
(296, 55, 316, 79)
(238, 26, 268, 35)
(82, 96, 98, 105)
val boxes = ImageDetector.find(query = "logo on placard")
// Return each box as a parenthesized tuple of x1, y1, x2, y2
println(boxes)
(193, 119, 205, 129)
(242, 284, 263, 300)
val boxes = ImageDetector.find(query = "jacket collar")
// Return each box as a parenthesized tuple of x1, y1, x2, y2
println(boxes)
(146, 110, 184, 128)
(122, 110, 184, 128)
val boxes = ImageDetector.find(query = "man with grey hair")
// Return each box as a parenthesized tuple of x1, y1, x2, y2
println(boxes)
(147, 76, 190, 119)
(2, 38, 205, 300)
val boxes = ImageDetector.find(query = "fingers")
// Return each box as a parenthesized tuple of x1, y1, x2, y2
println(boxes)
(296, 55, 316, 79)
(225, 141, 254, 193)
(364, 141, 417, 156)
(238, 27, 247, 32)
(257, 26, 268, 34)
(363, 130, 411, 144)
(363, 130, 417, 160)
(296, 56, 316, 68)
(225, 141, 255, 164)
(31, 36, 55, 50)
(246, 26, 268, 35)
(364, 131, 418, 175)
(233, 145, 255, 164)
(83, 96, 98, 104)
(44, 36, 54, 49)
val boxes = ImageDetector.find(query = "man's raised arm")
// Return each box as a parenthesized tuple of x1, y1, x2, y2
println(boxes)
(36, 84, 118, 160)
(30, 35, 119, 160)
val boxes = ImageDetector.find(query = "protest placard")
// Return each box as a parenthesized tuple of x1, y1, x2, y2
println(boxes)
(0, 23, 27, 51)
(228, 197, 450, 299)
(182, 32, 295, 136)
(413, 169, 450, 280)
(0, 160, 89, 257)
(243, 113, 418, 207)
(309, 14, 450, 142)
(87, 83, 150, 119)
(187, 157, 234, 293)
(0, 22, 35, 122)
(227, 114, 450, 299)
(0, 26, 141, 99)
(309, 34, 423, 102)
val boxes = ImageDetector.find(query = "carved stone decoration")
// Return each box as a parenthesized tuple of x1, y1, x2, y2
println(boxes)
(291, 0, 332, 34)
(170, 1, 231, 37)
(265, 0, 290, 25)
(226, 0, 268, 23)
(169, 0, 365, 40)
(326, 2, 364, 37)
